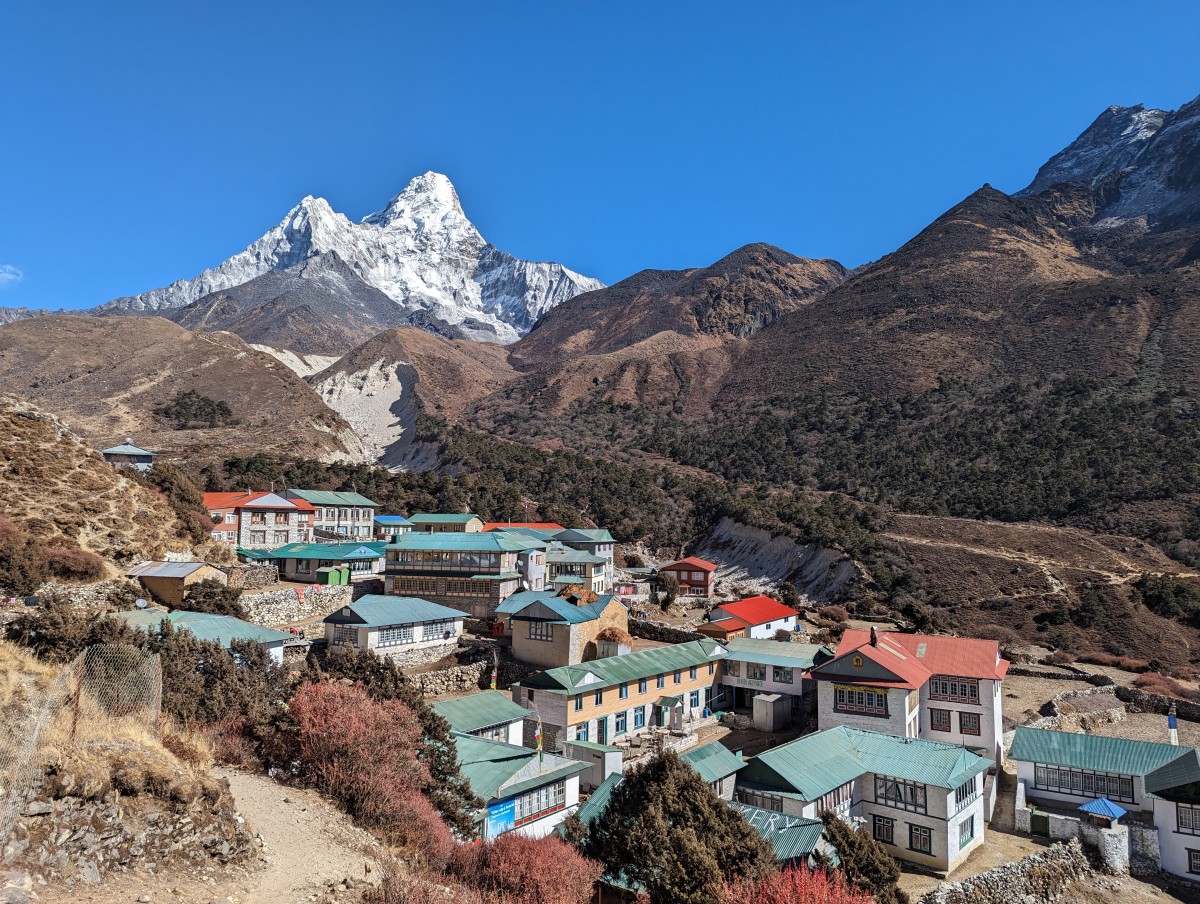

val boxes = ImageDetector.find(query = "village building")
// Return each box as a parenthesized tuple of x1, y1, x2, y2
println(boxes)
(1010, 726, 1200, 882)
(553, 529, 615, 590)
(455, 732, 588, 840)
(657, 556, 717, 598)
(384, 531, 547, 618)
(125, 561, 227, 608)
(99, 438, 157, 472)
(482, 522, 566, 534)
(736, 725, 991, 876)
(108, 607, 292, 665)
(697, 595, 800, 641)
(408, 513, 485, 533)
(681, 740, 745, 800)
(323, 595, 468, 664)
(545, 544, 609, 595)
(373, 514, 412, 541)
(283, 489, 379, 540)
(715, 637, 834, 715)
(240, 541, 386, 583)
(809, 629, 1009, 764)
(511, 639, 727, 751)
(433, 690, 529, 745)
(204, 491, 314, 548)
(507, 593, 629, 669)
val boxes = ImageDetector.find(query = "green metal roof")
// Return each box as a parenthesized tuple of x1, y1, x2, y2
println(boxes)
(453, 732, 588, 802)
(733, 803, 835, 866)
(546, 545, 606, 564)
(286, 489, 379, 507)
(1145, 749, 1200, 799)
(572, 773, 623, 828)
(432, 691, 530, 734)
(387, 532, 545, 552)
(108, 609, 291, 647)
(509, 596, 615, 625)
(552, 576, 585, 585)
(469, 572, 523, 581)
(516, 639, 727, 694)
(741, 726, 991, 800)
(496, 590, 563, 615)
(1011, 727, 1192, 778)
(723, 638, 835, 670)
(556, 529, 614, 544)
(565, 739, 622, 754)
(244, 542, 386, 560)
(681, 741, 745, 784)
(409, 513, 481, 524)
(324, 595, 469, 628)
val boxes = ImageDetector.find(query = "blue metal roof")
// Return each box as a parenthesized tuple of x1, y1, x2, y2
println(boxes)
(1078, 797, 1127, 819)
(374, 515, 411, 524)
(324, 595, 469, 628)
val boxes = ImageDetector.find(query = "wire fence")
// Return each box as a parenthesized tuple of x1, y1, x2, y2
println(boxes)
(0, 644, 161, 844)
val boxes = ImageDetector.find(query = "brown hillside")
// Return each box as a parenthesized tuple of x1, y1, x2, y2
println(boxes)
(0, 316, 365, 462)
(511, 243, 847, 367)
(0, 395, 192, 567)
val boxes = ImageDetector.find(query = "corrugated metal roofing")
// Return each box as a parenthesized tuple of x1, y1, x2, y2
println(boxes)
(552, 576, 585, 585)
(409, 513, 481, 524)
(509, 596, 615, 625)
(741, 726, 991, 800)
(723, 638, 835, 669)
(387, 532, 545, 552)
(1145, 748, 1200, 796)
(810, 637, 931, 690)
(573, 772, 623, 827)
(483, 522, 566, 533)
(324, 595, 469, 628)
(546, 545, 606, 564)
(249, 543, 386, 560)
(517, 639, 727, 693)
(662, 556, 717, 572)
(556, 529, 614, 543)
(681, 741, 745, 784)
(374, 515, 412, 524)
(713, 596, 799, 627)
(733, 803, 833, 865)
(453, 732, 588, 802)
(496, 590, 562, 614)
(836, 630, 1008, 681)
(108, 609, 291, 647)
(1010, 726, 1190, 777)
(203, 491, 300, 511)
(100, 440, 157, 456)
(286, 489, 379, 507)
(433, 691, 530, 734)
(125, 561, 214, 579)
(1078, 797, 1128, 819)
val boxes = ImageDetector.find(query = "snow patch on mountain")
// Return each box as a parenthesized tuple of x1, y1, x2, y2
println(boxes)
(99, 172, 603, 344)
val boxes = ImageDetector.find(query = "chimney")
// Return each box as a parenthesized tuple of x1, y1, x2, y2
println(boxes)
(870, 626, 878, 647)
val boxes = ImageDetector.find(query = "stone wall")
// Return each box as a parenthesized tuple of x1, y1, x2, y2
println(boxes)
(1129, 824, 1161, 877)
(414, 639, 542, 697)
(1024, 685, 1126, 732)
(31, 581, 140, 610)
(1114, 687, 1200, 723)
(218, 563, 279, 590)
(3, 779, 257, 896)
(628, 620, 704, 645)
(1079, 821, 1129, 875)
(239, 584, 353, 626)
(919, 839, 1090, 904)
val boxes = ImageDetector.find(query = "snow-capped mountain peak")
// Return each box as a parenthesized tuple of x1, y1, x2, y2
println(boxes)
(98, 173, 602, 344)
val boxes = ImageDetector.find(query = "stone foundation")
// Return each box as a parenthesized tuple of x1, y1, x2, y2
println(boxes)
(239, 585, 353, 626)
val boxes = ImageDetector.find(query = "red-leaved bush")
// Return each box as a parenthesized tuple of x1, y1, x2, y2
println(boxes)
(1133, 673, 1200, 703)
(721, 867, 872, 904)
(451, 833, 601, 904)
(291, 681, 456, 863)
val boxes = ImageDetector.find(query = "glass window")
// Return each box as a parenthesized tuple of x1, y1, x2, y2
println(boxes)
(689, 666, 697, 680)
(638, 678, 647, 693)
(689, 690, 700, 708)
(872, 815, 894, 845)
(1179, 804, 1200, 835)
(619, 683, 628, 699)
(594, 689, 603, 705)
(633, 706, 645, 728)
(708, 662, 715, 675)
(615, 711, 627, 734)
(747, 664, 767, 681)
(1190, 850, 1200, 875)
(574, 694, 583, 712)
(910, 825, 932, 854)
(574, 723, 588, 741)
(955, 777, 976, 812)
(725, 661, 741, 677)
(959, 815, 975, 849)
(930, 708, 951, 732)
(528, 622, 554, 642)
(377, 625, 414, 646)
(874, 775, 928, 813)
(674, 670, 682, 684)
(959, 712, 981, 735)
(930, 677, 980, 704)
(772, 666, 793, 684)
(834, 686, 888, 716)
(656, 674, 665, 689)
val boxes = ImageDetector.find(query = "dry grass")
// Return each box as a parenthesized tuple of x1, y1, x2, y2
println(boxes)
(0, 642, 58, 711)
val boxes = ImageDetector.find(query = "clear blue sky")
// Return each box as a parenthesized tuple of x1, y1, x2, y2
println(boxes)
(1, 1, 1198, 310)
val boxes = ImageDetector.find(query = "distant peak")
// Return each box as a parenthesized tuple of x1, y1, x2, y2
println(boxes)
(362, 171, 468, 228)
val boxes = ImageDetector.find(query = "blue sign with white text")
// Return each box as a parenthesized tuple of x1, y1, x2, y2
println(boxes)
(485, 798, 515, 839)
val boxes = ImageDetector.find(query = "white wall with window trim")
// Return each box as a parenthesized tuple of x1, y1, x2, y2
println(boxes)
(489, 775, 581, 839)
(1014, 759, 1149, 811)
(919, 676, 1004, 764)
(323, 616, 464, 659)
(1153, 797, 1200, 880)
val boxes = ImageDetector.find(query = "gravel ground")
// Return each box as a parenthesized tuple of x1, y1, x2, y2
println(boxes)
(1004, 674, 1096, 723)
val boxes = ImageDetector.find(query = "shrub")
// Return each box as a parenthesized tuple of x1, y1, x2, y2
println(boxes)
(452, 833, 601, 904)
(0, 514, 50, 595)
(773, 628, 793, 642)
(42, 544, 106, 582)
(155, 389, 238, 429)
(181, 579, 246, 619)
(818, 605, 848, 623)
(818, 813, 908, 904)
(1046, 651, 1076, 666)
(721, 867, 872, 904)
(1078, 653, 1150, 673)
(1132, 673, 1200, 703)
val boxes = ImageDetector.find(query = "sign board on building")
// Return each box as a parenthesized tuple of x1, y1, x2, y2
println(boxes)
(484, 798, 515, 839)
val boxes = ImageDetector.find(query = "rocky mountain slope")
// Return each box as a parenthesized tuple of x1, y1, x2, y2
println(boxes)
(0, 316, 366, 463)
(97, 172, 602, 345)
(0, 395, 192, 566)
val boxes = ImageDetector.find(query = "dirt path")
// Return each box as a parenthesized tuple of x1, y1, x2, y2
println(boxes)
(38, 769, 383, 904)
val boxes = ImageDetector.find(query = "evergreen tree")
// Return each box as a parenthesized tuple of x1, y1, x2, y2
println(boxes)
(182, 578, 247, 619)
(817, 812, 908, 904)
(583, 751, 775, 904)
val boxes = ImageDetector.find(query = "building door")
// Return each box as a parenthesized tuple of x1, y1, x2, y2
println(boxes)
(1030, 811, 1050, 837)
(596, 716, 607, 745)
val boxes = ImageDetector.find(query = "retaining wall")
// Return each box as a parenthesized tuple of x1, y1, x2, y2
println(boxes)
(919, 839, 1089, 904)
(628, 621, 704, 645)
(239, 584, 353, 626)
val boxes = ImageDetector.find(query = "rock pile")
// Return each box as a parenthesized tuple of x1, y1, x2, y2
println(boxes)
(920, 839, 1089, 904)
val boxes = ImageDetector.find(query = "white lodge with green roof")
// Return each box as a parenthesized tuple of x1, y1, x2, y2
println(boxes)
(323, 595, 468, 664)
(283, 489, 379, 540)
(384, 531, 547, 618)
(511, 640, 727, 752)
(736, 726, 991, 876)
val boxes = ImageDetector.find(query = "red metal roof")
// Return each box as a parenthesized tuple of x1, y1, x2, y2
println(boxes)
(835, 630, 1009, 681)
(697, 616, 751, 636)
(713, 595, 799, 627)
(202, 491, 301, 511)
(662, 556, 717, 572)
